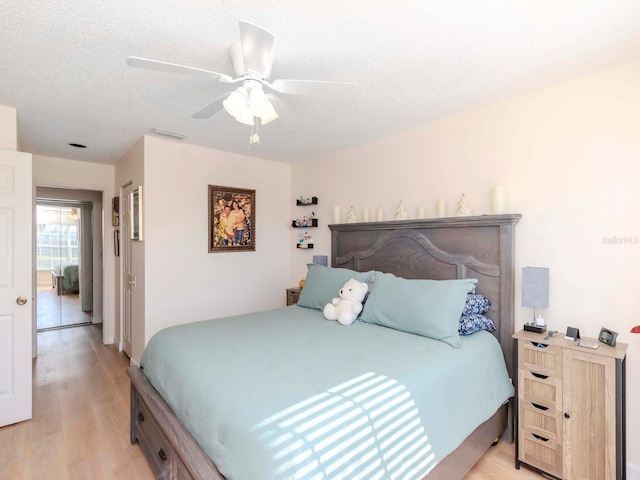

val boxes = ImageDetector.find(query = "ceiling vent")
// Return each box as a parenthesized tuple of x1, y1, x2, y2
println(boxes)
(149, 128, 186, 140)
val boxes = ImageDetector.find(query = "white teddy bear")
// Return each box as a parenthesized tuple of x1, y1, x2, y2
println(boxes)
(323, 278, 369, 326)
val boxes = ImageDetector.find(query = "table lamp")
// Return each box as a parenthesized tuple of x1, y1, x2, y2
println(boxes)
(522, 267, 549, 333)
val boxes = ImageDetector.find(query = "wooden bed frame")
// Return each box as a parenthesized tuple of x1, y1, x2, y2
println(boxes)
(127, 214, 521, 480)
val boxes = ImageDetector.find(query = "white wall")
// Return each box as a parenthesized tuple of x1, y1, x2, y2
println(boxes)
(291, 59, 640, 469)
(32, 155, 116, 345)
(139, 136, 291, 359)
(0, 105, 17, 151)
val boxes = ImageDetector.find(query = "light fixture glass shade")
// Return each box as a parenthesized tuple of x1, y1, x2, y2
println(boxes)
(234, 106, 255, 126)
(248, 86, 271, 117)
(223, 87, 248, 118)
(259, 101, 279, 125)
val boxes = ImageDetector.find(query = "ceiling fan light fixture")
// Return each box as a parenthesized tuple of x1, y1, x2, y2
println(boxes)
(259, 102, 279, 125)
(234, 106, 255, 126)
(248, 85, 271, 117)
(223, 87, 249, 118)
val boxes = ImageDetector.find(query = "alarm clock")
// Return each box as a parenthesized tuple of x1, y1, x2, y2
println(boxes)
(598, 327, 618, 347)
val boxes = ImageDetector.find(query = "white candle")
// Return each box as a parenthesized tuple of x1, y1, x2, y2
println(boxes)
(376, 208, 384, 222)
(436, 198, 446, 218)
(362, 206, 370, 222)
(417, 206, 426, 219)
(491, 186, 507, 215)
(332, 205, 342, 224)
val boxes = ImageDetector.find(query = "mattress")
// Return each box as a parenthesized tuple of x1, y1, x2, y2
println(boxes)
(140, 305, 514, 480)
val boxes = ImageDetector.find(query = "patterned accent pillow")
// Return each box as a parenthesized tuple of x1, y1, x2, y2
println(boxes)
(462, 294, 491, 315)
(458, 314, 497, 335)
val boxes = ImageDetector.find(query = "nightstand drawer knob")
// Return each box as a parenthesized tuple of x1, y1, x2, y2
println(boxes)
(531, 402, 549, 411)
(564, 412, 570, 419)
(531, 372, 549, 380)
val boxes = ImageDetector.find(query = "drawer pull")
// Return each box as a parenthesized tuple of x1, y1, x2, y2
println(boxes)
(531, 433, 549, 442)
(564, 412, 571, 419)
(158, 448, 167, 462)
(137, 411, 145, 422)
(531, 402, 549, 411)
(531, 372, 549, 380)
(530, 342, 548, 349)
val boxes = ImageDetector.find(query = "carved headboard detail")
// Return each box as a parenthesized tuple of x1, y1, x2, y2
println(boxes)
(329, 214, 521, 439)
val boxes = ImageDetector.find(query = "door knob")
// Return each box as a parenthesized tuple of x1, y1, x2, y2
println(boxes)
(16, 296, 28, 305)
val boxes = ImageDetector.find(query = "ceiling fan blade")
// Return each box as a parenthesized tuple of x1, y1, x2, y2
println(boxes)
(271, 79, 358, 97)
(191, 94, 229, 119)
(239, 21, 275, 78)
(127, 57, 232, 83)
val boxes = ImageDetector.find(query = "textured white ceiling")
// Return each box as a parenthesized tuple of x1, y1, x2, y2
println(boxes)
(2, 0, 640, 165)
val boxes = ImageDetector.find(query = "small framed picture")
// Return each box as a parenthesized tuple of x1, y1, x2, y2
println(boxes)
(208, 185, 255, 253)
(112, 196, 119, 226)
(130, 186, 142, 241)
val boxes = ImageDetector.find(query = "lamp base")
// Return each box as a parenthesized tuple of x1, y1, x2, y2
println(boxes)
(524, 323, 547, 334)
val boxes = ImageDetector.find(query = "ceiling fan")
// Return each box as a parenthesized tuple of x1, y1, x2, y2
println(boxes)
(127, 20, 357, 142)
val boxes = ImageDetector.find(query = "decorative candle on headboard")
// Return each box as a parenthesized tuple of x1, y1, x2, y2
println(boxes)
(436, 198, 446, 218)
(362, 206, 369, 222)
(332, 205, 342, 224)
(376, 208, 384, 221)
(491, 186, 507, 215)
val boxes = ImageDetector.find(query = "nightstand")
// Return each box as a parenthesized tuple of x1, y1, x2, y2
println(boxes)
(513, 329, 627, 480)
(286, 287, 302, 306)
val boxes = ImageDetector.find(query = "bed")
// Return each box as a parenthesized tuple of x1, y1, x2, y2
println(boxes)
(51, 263, 79, 295)
(128, 214, 521, 480)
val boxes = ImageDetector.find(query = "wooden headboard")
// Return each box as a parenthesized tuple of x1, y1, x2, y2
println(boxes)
(329, 214, 521, 439)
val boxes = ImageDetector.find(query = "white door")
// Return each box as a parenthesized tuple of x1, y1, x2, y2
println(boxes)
(121, 187, 133, 357)
(0, 149, 33, 427)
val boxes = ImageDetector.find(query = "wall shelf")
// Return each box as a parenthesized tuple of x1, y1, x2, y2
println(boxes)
(291, 219, 318, 228)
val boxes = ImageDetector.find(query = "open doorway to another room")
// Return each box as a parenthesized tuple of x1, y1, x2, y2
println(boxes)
(35, 186, 104, 335)
(36, 201, 92, 330)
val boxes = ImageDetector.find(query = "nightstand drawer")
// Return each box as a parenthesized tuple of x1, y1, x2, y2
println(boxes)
(518, 370, 562, 410)
(519, 428, 563, 478)
(286, 287, 302, 306)
(519, 341, 561, 378)
(518, 400, 562, 444)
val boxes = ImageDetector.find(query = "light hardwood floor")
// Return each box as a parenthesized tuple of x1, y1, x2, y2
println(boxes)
(0, 325, 544, 480)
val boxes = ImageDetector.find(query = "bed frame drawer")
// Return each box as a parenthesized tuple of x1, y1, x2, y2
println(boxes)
(134, 396, 172, 480)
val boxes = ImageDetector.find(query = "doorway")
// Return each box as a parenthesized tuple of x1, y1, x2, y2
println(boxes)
(35, 201, 92, 330)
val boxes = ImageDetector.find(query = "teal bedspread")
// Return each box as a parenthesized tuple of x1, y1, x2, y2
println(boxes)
(54, 263, 79, 290)
(141, 306, 514, 480)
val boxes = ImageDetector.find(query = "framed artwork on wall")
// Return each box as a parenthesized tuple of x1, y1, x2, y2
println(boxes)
(208, 184, 255, 253)
(112, 196, 119, 226)
(114, 229, 120, 256)
(130, 186, 142, 241)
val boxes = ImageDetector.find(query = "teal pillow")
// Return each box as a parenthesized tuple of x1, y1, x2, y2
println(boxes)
(360, 275, 478, 348)
(297, 264, 376, 311)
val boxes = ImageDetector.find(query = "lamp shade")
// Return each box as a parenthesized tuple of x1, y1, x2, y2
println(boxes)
(522, 267, 549, 309)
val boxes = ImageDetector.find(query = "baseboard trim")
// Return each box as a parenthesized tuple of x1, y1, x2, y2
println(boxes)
(628, 462, 640, 480)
